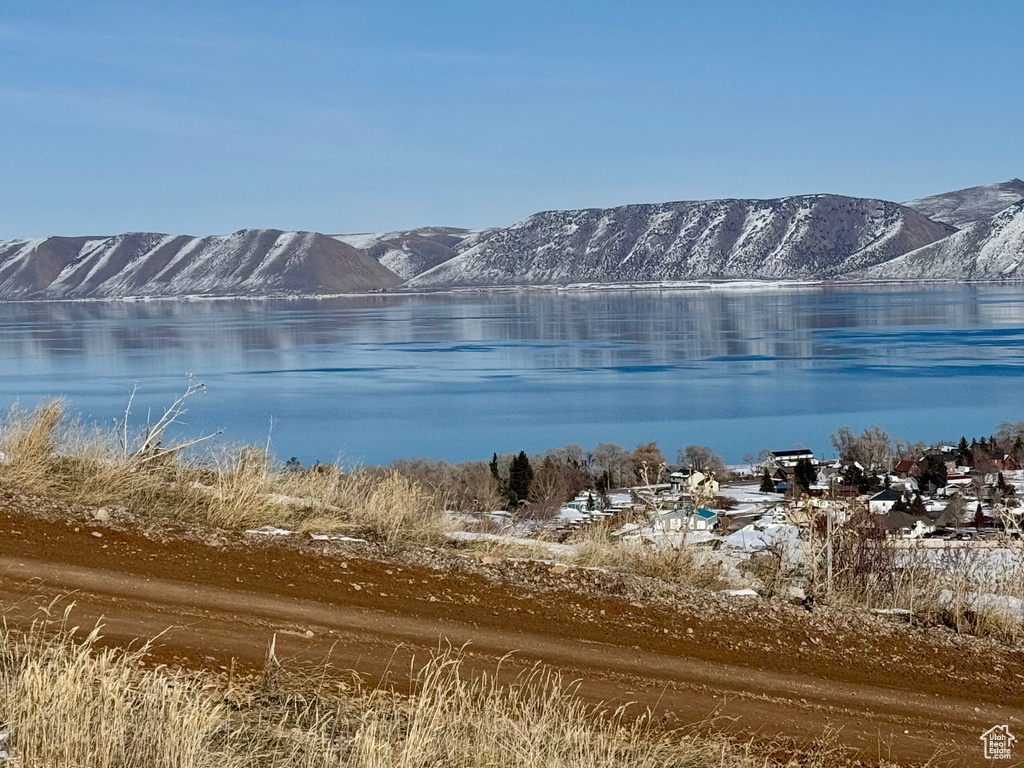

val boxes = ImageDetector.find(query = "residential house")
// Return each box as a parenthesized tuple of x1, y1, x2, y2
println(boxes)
(563, 493, 604, 513)
(653, 506, 720, 533)
(994, 454, 1021, 472)
(891, 475, 919, 493)
(893, 459, 921, 479)
(684, 470, 719, 500)
(668, 470, 690, 492)
(868, 487, 902, 515)
(945, 473, 973, 490)
(771, 467, 791, 493)
(769, 448, 815, 469)
(923, 447, 959, 472)
(688, 508, 719, 531)
(878, 511, 937, 539)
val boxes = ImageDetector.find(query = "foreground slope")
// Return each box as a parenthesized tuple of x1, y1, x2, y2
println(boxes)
(857, 200, 1024, 280)
(0, 229, 403, 299)
(335, 226, 495, 280)
(0, 491, 1019, 765)
(903, 178, 1024, 228)
(406, 195, 955, 288)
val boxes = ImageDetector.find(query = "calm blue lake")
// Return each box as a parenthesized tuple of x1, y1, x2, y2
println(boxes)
(2, 285, 1023, 466)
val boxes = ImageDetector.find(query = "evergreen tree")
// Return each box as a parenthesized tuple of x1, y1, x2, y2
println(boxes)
(842, 463, 872, 494)
(908, 494, 927, 517)
(489, 452, 500, 481)
(507, 451, 534, 506)
(956, 436, 969, 464)
(920, 454, 948, 491)
(793, 458, 816, 493)
(759, 468, 775, 493)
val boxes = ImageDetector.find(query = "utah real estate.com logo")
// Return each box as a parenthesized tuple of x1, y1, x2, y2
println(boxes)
(980, 725, 1016, 760)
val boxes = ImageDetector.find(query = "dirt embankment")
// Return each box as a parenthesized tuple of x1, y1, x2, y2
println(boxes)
(0, 489, 1021, 767)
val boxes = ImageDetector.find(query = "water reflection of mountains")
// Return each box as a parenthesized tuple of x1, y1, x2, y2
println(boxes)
(3, 286, 1024, 369)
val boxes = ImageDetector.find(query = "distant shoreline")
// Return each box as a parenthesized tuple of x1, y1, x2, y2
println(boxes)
(2, 277, 1024, 305)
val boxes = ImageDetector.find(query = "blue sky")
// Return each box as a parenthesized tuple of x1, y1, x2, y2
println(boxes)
(1, 1, 1021, 237)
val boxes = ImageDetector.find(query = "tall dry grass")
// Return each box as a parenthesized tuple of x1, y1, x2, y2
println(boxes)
(0, 617, 852, 768)
(0, 401, 66, 496)
(794, 513, 1024, 642)
(0, 613, 230, 767)
(0, 401, 448, 548)
(0, 399, 198, 517)
(569, 522, 728, 589)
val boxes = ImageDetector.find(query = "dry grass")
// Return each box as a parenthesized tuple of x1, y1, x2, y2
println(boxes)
(0, 401, 448, 549)
(801, 519, 1024, 642)
(0, 401, 65, 495)
(0, 611, 229, 767)
(0, 615, 857, 768)
(0, 399, 200, 519)
(569, 523, 729, 589)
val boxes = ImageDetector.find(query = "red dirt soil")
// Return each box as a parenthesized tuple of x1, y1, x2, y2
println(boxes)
(0, 492, 1021, 767)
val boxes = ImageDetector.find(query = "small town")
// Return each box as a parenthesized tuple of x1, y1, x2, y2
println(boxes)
(443, 425, 1024, 618)
(547, 441, 1023, 545)
(466, 426, 1022, 542)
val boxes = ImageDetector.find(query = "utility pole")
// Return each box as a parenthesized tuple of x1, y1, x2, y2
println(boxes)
(826, 476, 836, 599)
(826, 502, 833, 598)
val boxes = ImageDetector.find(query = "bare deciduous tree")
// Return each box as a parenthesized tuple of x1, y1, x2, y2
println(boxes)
(677, 445, 726, 476)
(830, 425, 891, 469)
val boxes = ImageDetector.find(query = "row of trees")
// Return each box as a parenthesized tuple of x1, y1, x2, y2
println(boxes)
(758, 457, 821, 496)
(829, 422, 1024, 473)
(390, 441, 725, 518)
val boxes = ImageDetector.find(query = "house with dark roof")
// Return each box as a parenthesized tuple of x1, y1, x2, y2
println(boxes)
(868, 487, 902, 514)
(769, 449, 815, 468)
(877, 510, 936, 539)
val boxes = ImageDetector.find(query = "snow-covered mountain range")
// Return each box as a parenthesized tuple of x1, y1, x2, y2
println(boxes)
(406, 195, 955, 288)
(2, 179, 1023, 299)
(0, 229, 402, 299)
(903, 179, 1024, 229)
(856, 200, 1024, 280)
(333, 227, 494, 280)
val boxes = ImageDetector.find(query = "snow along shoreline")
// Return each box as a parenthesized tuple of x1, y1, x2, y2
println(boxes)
(1, 276, 1023, 305)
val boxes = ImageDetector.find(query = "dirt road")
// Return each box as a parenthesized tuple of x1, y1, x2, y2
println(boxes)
(0, 494, 1021, 767)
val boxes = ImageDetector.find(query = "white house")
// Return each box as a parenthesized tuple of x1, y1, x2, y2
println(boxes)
(684, 471, 719, 501)
(891, 475, 919, 493)
(563, 492, 604, 512)
(768, 449, 815, 469)
(868, 487, 902, 514)
(688, 508, 719, 531)
(653, 507, 719, 533)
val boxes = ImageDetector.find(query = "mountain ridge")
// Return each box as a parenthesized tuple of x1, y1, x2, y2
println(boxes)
(406, 194, 956, 289)
(333, 226, 495, 280)
(4, 179, 1024, 300)
(855, 199, 1024, 280)
(903, 179, 1024, 229)
(0, 229, 403, 299)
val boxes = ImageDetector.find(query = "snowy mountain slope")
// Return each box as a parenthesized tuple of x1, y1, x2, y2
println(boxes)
(406, 195, 956, 288)
(903, 179, 1024, 228)
(0, 229, 403, 299)
(334, 226, 496, 280)
(856, 200, 1024, 280)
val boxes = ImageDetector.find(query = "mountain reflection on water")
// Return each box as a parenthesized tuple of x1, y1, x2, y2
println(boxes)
(2, 285, 1023, 465)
